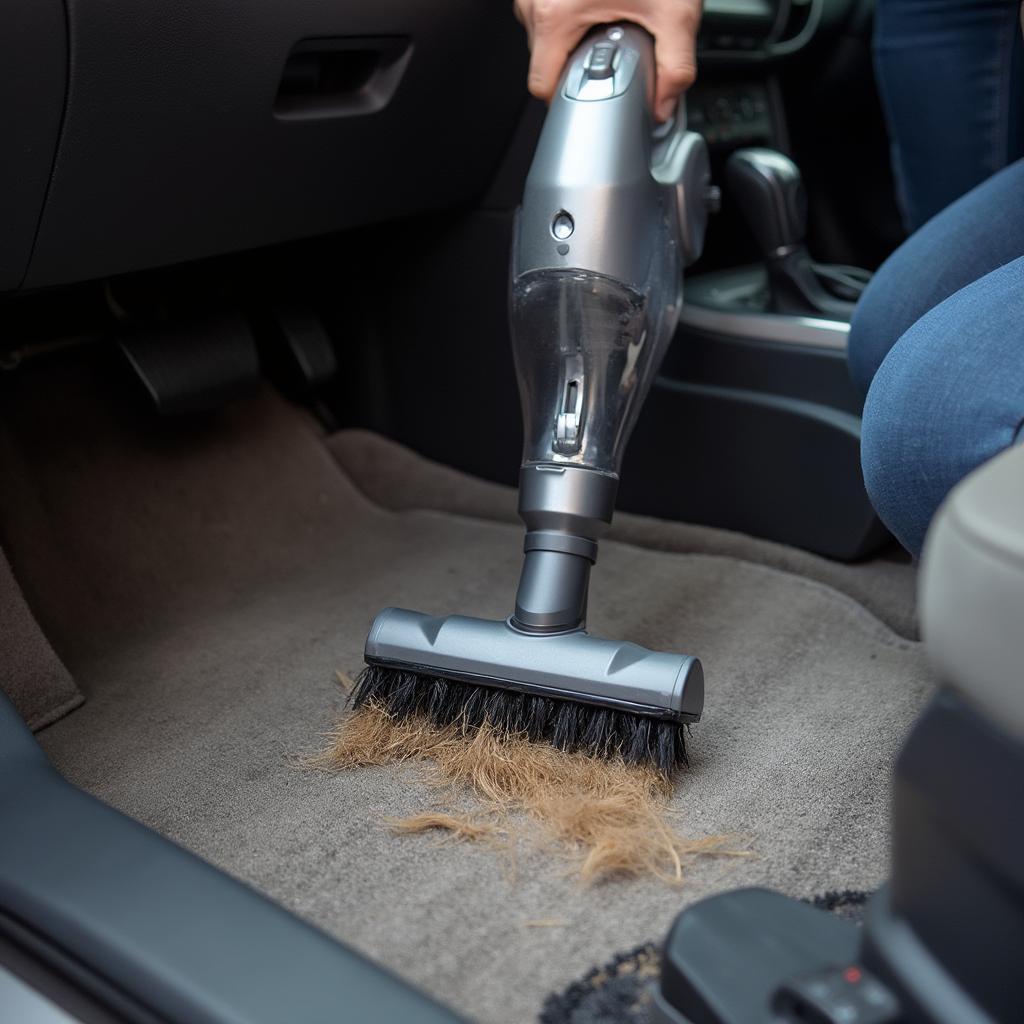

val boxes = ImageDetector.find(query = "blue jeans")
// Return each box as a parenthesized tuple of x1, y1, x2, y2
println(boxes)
(874, 0, 1024, 230)
(849, 158, 1024, 558)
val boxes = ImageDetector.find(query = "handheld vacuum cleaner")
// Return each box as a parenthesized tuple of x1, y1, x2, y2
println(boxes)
(353, 23, 715, 775)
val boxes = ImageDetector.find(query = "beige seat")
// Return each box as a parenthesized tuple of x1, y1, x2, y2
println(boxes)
(919, 441, 1024, 741)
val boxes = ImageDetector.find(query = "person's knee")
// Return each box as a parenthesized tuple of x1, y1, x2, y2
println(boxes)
(847, 276, 902, 398)
(860, 323, 942, 558)
(862, 255, 1024, 557)
(861, 364, 907, 551)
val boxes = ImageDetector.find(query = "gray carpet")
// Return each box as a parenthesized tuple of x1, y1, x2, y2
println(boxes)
(0, 548, 82, 730)
(0, 359, 934, 1024)
(329, 429, 919, 640)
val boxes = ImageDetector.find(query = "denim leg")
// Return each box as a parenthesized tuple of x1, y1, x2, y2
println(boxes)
(874, 0, 1024, 231)
(860, 254, 1024, 557)
(848, 157, 1024, 397)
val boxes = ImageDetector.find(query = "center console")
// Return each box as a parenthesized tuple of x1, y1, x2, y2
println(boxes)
(618, 0, 888, 563)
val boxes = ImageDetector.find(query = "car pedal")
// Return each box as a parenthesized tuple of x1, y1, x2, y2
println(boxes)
(119, 311, 259, 415)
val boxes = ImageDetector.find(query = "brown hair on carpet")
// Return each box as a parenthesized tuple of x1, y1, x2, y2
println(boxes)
(313, 702, 743, 884)
(389, 812, 505, 844)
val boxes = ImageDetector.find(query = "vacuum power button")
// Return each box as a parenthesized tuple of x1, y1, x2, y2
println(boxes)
(586, 43, 617, 80)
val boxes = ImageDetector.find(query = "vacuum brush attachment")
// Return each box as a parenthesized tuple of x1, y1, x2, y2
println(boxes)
(355, 23, 713, 775)
(361, 609, 703, 768)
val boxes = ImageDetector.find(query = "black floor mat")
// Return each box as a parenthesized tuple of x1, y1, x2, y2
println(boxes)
(540, 891, 871, 1024)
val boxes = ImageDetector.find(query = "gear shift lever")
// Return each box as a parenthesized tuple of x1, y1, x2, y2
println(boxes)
(726, 148, 866, 318)
(725, 148, 808, 258)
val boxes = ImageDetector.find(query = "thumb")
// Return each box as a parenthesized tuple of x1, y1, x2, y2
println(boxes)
(527, 24, 582, 101)
(651, 16, 699, 121)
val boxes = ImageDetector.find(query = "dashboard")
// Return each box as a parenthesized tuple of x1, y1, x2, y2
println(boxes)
(1, 0, 526, 292)
(0, 0, 867, 293)
(698, 0, 867, 57)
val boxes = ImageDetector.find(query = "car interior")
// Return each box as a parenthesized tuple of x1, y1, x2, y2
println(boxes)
(1, 1, 1022, 1022)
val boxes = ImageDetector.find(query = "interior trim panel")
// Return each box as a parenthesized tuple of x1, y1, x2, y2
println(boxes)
(0, 693, 462, 1024)
(0, 0, 67, 291)
(18, 0, 527, 289)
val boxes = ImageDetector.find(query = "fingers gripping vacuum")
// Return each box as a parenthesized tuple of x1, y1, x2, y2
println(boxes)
(359, 24, 710, 773)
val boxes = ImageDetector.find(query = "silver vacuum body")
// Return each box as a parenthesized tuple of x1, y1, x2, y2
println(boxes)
(364, 24, 711, 731)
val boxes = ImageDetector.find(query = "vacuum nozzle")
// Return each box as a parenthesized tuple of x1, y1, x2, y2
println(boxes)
(365, 608, 704, 724)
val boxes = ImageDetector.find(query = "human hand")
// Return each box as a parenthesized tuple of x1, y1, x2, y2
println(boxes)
(513, 0, 702, 122)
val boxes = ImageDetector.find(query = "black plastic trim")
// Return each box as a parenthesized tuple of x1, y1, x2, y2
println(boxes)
(657, 888, 859, 1023)
(620, 377, 887, 561)
(20, 0, 528, 289)
(0, 692, 462, 1024)
(0, 0, 68, 290)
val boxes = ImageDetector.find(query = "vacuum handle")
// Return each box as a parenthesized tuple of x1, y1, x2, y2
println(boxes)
(510, 21, 712, 476)
(559, 23, 656, 109)
(562, 23, 694, 175)
(514, 23, 666, 287)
